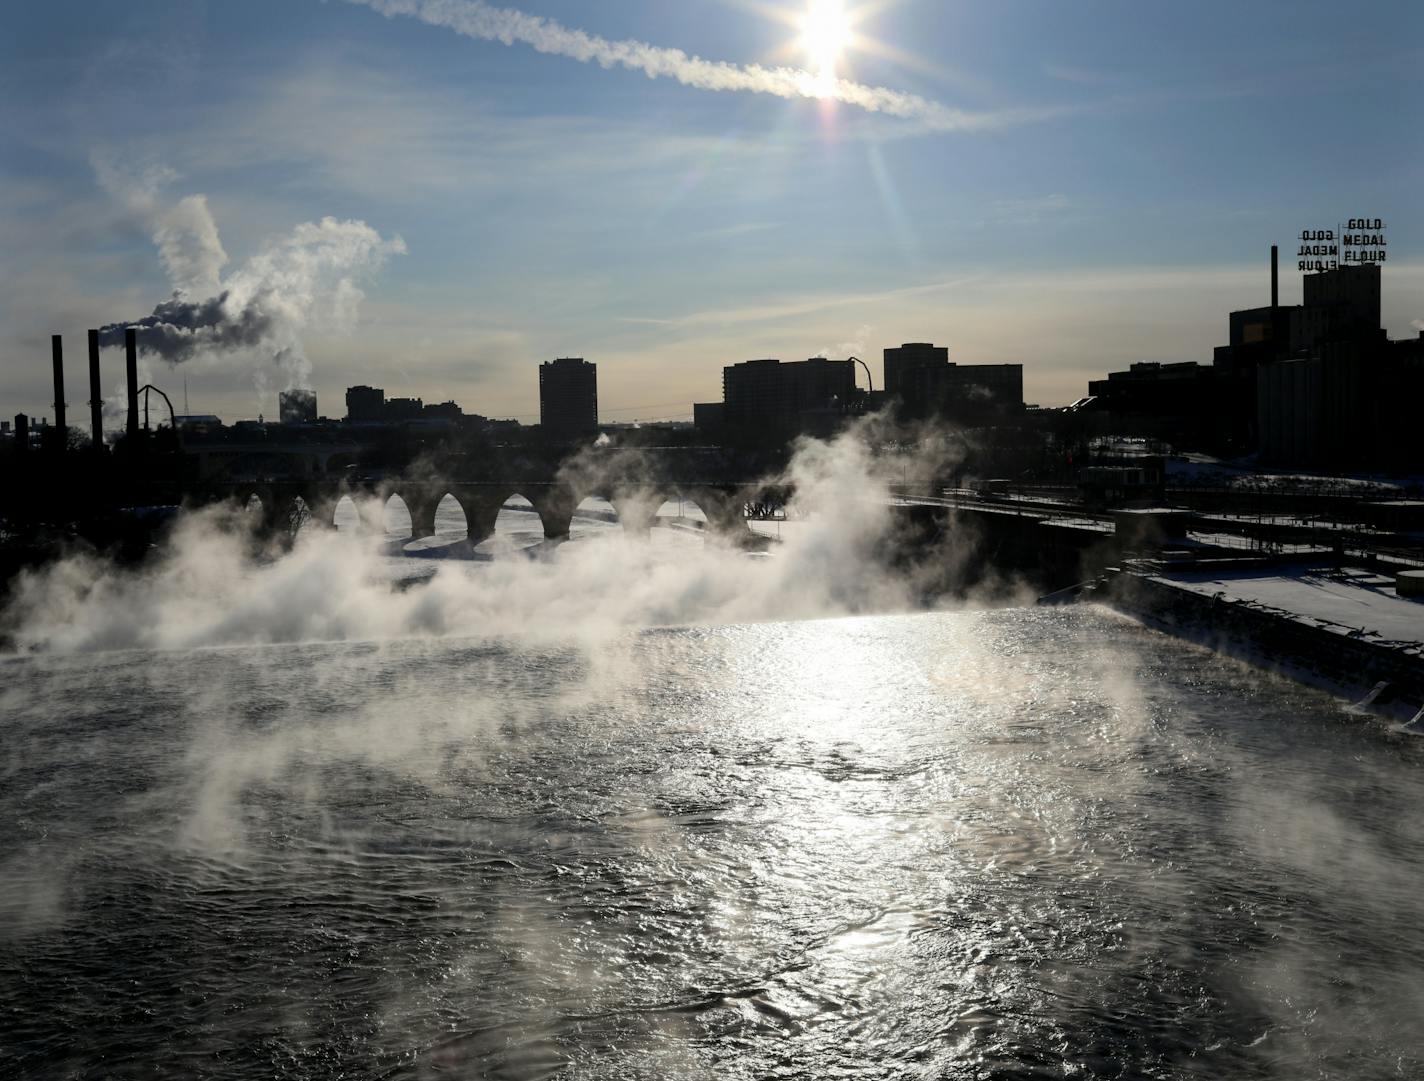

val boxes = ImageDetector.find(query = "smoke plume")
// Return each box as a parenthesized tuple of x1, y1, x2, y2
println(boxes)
(94, 158, 405, 388)
(344, 0, 1048, 133)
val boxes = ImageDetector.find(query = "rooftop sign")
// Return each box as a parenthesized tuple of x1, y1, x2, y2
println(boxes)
(1296, 217, 1386, 272)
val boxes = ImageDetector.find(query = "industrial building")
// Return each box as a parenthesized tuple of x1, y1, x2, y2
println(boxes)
(538, 357, 599, 440)
(1083, 248, 1420, 468)
(1086, 362, 1234, 449)
(1250, 259, 1419, 469)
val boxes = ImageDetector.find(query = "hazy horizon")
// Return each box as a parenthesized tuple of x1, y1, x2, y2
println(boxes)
(2, 0, 1420, 425)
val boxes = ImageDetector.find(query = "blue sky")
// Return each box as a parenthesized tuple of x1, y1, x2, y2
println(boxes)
(2, 0, 1420, 423)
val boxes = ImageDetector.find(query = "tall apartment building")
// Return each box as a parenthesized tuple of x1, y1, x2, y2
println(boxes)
(721, 357, 856, 433)
(901, 362, 1024, 421)
(539, 357, 599, 439)
(883, 343, 948, 398)
(345, 385, 386, 422)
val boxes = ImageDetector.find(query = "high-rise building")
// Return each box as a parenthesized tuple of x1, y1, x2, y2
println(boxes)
(883, 343, 948, 397)
(693, 402, 725, 435)
(384, 397, 424, 421)
(345, 385, 386, 422)
(901, 362, 1024, 421)
(422, 400, 463, 421)
(279, 388, 317, 425)
(539, 357, 599, 439)
(721, 357, 856, 432)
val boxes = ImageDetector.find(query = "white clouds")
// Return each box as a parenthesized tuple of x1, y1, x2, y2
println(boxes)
(344, 0, 1051, 133)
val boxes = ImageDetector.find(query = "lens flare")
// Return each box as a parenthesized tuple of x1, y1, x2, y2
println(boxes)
(799, 0, 852, 91)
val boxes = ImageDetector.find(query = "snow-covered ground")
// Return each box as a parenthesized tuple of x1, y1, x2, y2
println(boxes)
(1148, 563, 1424, 650)
(1167, 454, 1422, 496)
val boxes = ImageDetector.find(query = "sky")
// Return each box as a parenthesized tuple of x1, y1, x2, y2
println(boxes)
(1, 0, 1421, 425)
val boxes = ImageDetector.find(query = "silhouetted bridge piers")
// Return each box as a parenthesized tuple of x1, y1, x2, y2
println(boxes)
(227, 477, 767, 542)
(179, 442, 786, 542)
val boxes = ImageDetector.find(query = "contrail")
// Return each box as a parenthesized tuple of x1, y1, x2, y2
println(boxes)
(344, 0, 1032, 132)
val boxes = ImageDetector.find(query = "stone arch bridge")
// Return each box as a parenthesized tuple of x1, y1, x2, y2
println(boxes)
(216, 478, 774, 543)
(180, 441, 789, 542)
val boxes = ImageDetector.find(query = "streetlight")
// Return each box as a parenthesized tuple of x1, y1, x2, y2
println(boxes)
(846, 356, 873, 396)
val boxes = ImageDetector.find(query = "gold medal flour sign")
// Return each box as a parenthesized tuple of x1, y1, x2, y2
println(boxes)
(1297, 218, 1386, 271)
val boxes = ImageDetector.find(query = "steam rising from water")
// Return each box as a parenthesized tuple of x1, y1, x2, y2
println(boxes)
(5, 425, 1424, 1076)
(1, 425, 993, 655)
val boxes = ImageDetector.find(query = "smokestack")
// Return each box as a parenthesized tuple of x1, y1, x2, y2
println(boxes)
(125, 327, 139, 439)
(88, 329, 103, 449)
(14, 413, 29, 454)
(51, 335, 66, 445)
(1271, 244, 1279, 310)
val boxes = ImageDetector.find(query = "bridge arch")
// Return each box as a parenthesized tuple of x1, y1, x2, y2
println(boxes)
(491, 491, 547, 544)
(237, 487, 278, 532)
(383, 492, 414, 538)
(440, 485, 582, 547)
(332, 493, 361, 533)
(677, 486, 751, 538)
(568, 494, 620, 537)
(294, 484, 343, 532)
(433, 493, 468, 538)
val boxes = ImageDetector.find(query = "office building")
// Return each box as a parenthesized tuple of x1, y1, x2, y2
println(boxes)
(345, 385, 386, 423)
(539, 357, 599, 439)
(895, 362, 1024, 422)
(693, 402, 725, 435)
(720, 357, 857, 434)
(422, 400, 463, 421)
(883, 343, 948, 398)
(384, 397, 424, 421)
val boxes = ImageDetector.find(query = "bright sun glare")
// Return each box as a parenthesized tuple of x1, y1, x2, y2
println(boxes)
(799, 0, 852, 87)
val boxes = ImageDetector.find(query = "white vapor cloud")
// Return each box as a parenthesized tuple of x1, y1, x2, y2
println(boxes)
(94, 157, 406, 390)
(94, 155, 230, 298)
(344, 0, 1047, 132)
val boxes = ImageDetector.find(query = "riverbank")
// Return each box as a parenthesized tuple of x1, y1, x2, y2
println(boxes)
(1091, 557, 1424, 724)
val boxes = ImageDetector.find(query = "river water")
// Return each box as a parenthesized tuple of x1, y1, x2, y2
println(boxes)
(3, 589, 1423, 1079)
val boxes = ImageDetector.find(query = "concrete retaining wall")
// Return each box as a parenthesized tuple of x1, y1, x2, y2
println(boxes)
(1101, 571, 1424, 721)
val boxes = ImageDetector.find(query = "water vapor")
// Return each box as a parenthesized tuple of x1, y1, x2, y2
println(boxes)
(0, 423, 986, 655)
(344, 0, 1044, 133)
(93, 158, 405, 388)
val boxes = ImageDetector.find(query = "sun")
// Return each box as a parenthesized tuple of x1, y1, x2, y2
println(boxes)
(798, 0, 853, 84)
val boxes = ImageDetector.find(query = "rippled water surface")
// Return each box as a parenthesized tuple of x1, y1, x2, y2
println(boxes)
(4, 606, 1423, 1079)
